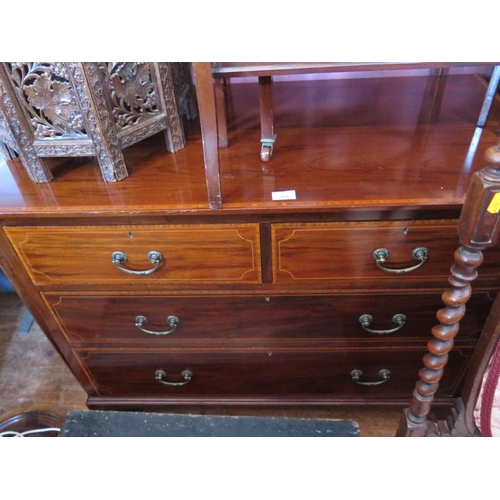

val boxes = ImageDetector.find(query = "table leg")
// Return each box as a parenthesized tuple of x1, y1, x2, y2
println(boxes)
(259, 76, 276, 162)
(192, 63, 222, 209)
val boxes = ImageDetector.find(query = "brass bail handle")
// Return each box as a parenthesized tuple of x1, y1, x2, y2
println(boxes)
(372, 247, 428, 274)
(135, 315, 180, 335)
(155, 369, 193, 386)
(111, 251, 163, 275)
(359, 313, 407, 335)
(350, 369, 391, 386)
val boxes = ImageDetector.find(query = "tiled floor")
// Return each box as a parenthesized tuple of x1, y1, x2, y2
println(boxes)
(0, 292, 405, 437)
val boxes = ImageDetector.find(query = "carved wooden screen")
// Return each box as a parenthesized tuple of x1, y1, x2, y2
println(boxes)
(0, 62, 187, 183)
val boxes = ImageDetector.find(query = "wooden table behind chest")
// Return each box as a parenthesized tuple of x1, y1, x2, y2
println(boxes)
(1, 63, 500, 409)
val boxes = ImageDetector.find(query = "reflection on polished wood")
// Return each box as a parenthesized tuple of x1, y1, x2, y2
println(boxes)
(0, 73, 498, 216)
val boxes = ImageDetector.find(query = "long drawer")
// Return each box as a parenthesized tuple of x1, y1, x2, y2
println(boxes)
(5, 224, 261, 285)
(75, 347, 472, 399)
(272, 220, 500, 288)
(44, 292, 495, 343)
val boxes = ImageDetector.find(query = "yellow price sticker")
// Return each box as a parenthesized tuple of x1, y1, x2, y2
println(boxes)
(487, 192, 500, 214)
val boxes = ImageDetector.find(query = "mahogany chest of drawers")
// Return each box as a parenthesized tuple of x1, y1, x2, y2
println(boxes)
(1, 71, 500, 411)
(2, 216, 500, 409)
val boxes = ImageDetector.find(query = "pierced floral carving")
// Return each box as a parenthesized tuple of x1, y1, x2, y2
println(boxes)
(65, 62, 128, 182)
(111, 63, 154, 108)
(103, 62, 160, 132)
(0, 62, 187, 183)
(25, 75, 82, 129)
(5, 62, 86, 140)
(0, 67, 53, 182)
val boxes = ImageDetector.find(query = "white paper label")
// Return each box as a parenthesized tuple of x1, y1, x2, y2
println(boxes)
(272, 190, 296, 201)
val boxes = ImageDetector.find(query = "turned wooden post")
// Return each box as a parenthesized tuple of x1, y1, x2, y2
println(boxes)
(397, 139, 500, 436)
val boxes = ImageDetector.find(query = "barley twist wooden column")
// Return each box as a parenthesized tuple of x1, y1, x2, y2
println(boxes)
(397, 139, 500, 436)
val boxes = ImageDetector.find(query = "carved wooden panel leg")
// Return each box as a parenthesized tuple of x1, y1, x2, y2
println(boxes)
(397, 139, 500, 436)
(156, 63, 185, 153)
(0, 65, 53, 182)
(66, 62, 128, 182)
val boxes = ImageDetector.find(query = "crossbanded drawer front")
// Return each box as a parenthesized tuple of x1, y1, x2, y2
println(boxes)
(44, 292, 494, 343)
(75, 347, 472, 399)
(5, 224, 261, 285)
(272, 221, 500, 287)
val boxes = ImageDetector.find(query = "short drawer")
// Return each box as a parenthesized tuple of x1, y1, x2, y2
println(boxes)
(75, 347, 472, 400)
(5, 224, 261, 285)
(272, 220, 500, 288)
(44, 292, 495, 343)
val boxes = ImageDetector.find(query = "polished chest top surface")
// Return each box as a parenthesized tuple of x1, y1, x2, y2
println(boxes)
(1, 74, 499, 218)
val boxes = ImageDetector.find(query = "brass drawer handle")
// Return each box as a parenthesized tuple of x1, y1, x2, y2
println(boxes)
(358, 313, 407, 335)
(155, 369, 193, 386)
(135, 315, 180, 335)
(372, 247, 428, 274)
(350, 369, 391, 386)
(111, 251, 163, 275)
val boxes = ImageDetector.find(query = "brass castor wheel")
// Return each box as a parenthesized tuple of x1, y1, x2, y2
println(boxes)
(260, 145, 272, 162)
